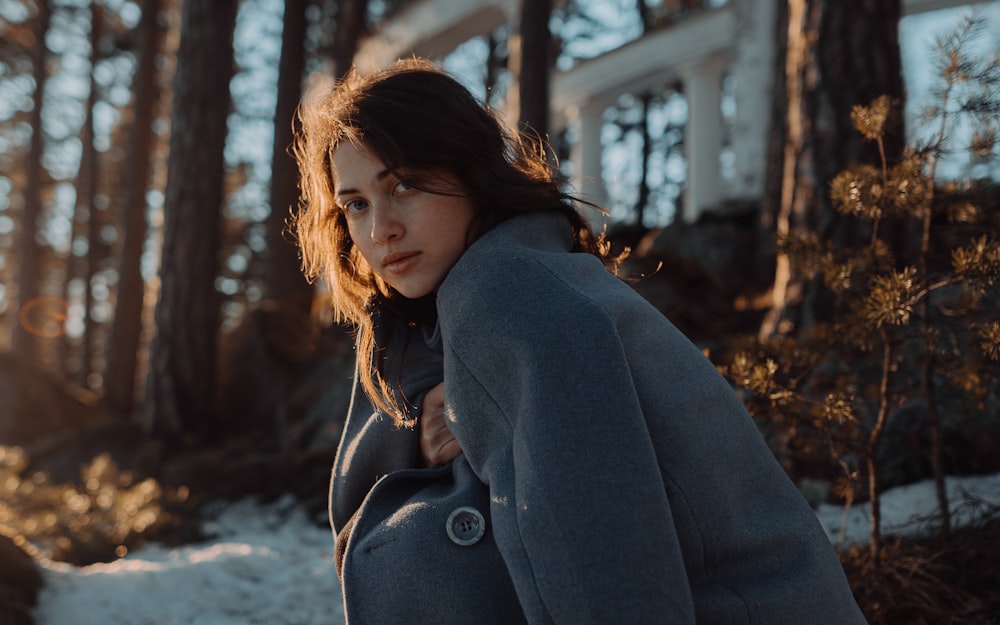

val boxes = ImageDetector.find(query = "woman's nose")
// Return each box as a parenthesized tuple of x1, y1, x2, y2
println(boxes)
(370, 204, 403, 244)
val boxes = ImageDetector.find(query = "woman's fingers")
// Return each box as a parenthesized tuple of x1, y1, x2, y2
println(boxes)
(420, 383, 462, 466)
(436, 437, 462, 464)
(421, 407, 462, 466)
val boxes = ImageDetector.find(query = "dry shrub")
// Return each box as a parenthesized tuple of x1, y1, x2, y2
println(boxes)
(0, 446, 192, 565)
(841, 516, 1000, 624)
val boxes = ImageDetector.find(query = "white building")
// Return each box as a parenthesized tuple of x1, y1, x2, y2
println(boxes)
(350, 0, 996, 226)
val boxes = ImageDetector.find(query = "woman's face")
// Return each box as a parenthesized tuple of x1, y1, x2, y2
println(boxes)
(331, 141, 476, 299)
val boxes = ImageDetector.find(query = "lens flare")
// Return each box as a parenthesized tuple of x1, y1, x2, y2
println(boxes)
(17, 296, 70, 339)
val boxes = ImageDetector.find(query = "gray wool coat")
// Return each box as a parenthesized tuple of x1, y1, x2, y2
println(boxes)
(329, 212, 868, 624)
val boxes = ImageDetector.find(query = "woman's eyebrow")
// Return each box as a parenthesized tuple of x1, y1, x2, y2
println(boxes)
(336, 169, 392, 198)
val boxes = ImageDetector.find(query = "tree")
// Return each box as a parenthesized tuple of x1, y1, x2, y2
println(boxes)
(104, 0, 165, 419)
(11, 0, 52, 363)
(331, 0, 369, 78)
(62, 1, 103, 387)
(275, 0, 369, 310)
(144, 0, 237, 445)
(734, 10, 1000, 562)
(760, 0, 904, 337)
(214, 0, 317, 441)
(515, 0, 552, 138)
(264, 0, 312, 316)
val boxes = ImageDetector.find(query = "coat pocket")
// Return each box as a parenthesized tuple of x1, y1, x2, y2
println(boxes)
(341, 456, 527, 625)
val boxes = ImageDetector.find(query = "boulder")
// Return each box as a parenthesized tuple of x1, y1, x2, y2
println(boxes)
(0, 534, 42, 625)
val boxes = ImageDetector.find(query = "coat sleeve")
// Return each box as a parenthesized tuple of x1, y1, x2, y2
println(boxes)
(441, 260, 698, 625)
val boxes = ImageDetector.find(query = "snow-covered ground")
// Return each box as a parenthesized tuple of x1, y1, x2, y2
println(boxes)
(816, 473, 1000, 546)
(32, 495, 344, 625)
(32, 473, 1000, 625)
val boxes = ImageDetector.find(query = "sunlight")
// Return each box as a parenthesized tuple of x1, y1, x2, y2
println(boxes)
(17, 296, 69, 339)
(37, 536, 279, 579)
(187, 542, 267, 564)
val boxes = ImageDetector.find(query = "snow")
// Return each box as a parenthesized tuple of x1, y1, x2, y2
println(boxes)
(32, 495, 345, 625)
(31, 474, 1000, 625)
(816, 473, 1000, 546)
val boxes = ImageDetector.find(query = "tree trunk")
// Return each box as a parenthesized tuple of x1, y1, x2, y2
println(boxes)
(214, 0, 317, 440)
(62, 1, 103, 387)
(11, 0, 52, 363)
(105, 0, 165, 420)
(264, 0, 312, 316)
(760, 0, 904, 337)
(636, 0, 650, 33)
(144, 0, 237, 446)
(331, 0, 368, 78)
(636, 91, 652, 227)
(485, 31, 502, 101)
(516, 0, 552, 138)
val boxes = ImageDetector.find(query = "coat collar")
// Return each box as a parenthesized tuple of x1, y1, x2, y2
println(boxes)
(439, 211, 573, 293)
(424, 211, 574, 351)
(468, 211, 575, 257)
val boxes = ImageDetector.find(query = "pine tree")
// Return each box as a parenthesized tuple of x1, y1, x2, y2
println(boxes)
(726, 13, 1000, 560)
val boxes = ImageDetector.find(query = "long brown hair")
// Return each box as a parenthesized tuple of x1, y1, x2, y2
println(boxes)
(292, 58, 622, 422)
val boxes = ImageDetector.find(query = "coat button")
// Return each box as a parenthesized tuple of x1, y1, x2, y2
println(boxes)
(446, 506, 485, 546)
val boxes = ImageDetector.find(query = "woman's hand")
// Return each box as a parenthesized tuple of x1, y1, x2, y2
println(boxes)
(420, 382, 462, 466)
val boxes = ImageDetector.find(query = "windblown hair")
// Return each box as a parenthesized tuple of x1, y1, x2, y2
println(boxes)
(291, 58, 622, 421)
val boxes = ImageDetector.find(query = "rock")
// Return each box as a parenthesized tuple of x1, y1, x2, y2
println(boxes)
(215, 302, 356, 453)
(0, 534, 43, 625)
(614, 209, 765, 345)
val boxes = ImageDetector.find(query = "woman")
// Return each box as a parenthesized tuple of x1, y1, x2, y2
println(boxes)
(293, 59, 867, 624)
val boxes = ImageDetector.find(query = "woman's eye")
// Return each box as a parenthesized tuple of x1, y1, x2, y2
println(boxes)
(341, 199, 367, 214)
(394, 179, 414, 194)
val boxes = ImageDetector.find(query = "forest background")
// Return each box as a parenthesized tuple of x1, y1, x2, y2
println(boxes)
(1, 1, 999, 624)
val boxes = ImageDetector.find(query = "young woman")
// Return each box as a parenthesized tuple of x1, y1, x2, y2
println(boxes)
(293, 59, 868, 624)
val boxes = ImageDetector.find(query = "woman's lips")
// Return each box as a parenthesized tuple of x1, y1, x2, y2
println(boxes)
(381, 251, 420, 274)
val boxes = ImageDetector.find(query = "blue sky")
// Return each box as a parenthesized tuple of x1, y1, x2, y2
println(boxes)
(899, 2, 1000, 179)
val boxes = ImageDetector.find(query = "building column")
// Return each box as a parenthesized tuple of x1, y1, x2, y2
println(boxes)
(680, 53, 727, 223)
(729, 0, 775, 202)
(568, 98, 610, 230)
